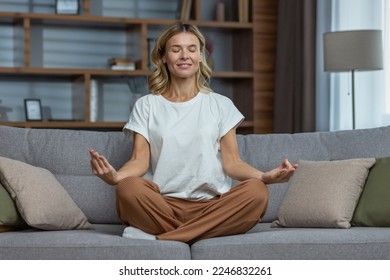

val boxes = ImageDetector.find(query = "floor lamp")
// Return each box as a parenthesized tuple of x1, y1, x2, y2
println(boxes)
(323, 30, 383, 129)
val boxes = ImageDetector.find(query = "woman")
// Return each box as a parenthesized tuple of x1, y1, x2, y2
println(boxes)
(90, 22, 297, 244)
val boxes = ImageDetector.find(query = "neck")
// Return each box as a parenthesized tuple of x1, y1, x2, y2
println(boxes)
(163, 80, 198, 102)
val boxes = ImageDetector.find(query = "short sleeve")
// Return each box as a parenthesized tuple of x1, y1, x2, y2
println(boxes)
(217, 94, 244, 138)
(123, 95, 150, 142)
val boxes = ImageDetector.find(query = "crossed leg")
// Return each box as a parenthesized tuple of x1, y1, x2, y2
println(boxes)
(116, 177, 268, 244)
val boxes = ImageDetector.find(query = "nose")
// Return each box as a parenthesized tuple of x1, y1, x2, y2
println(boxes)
(180, 50, 189, 59)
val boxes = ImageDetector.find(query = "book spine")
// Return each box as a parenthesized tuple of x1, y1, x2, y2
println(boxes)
(216, 2, 225, 21)
(90, 79, 98, 122)
(180, 0, 192, 20)
(239, 0, 249, 23)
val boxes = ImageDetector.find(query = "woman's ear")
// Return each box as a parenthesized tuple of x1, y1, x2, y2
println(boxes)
(162, 56, 166, 63)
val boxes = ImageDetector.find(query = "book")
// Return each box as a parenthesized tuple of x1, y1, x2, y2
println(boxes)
(112, 62, 134, 67)
(107, 57, 136, 70)
(180, 0, 192, 20)
(90, 79, 98, 122)
(107, 57, 131, 65)
(238, 0, 249, 23)
(176, 0, 183, 19)
(244, 0, 249, 22)
(215, 2, 225, 22)
(147, 38, 156, 70)
(111, 64, 136, 71)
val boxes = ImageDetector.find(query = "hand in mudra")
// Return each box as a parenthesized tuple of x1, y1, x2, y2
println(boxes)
(89, 149, 119, 185)
(262, 159, 297, 184)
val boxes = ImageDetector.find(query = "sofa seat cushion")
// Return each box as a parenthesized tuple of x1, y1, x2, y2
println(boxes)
(0, 224, 191, 260)
(191, 223, 390, 260)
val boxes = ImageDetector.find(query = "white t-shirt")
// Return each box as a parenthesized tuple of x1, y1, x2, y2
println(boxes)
(123, 92, 244, 200)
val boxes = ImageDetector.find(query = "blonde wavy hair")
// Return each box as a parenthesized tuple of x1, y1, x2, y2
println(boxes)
(148, 22, 213, 95)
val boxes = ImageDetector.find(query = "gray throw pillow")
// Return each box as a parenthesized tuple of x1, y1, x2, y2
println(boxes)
(271, 158, 375, 228)
(0, 156, 92, 230)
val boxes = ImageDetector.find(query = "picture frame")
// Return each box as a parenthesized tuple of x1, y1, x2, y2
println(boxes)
(55, 0, 80, 15)
(24, 99, 43, 121)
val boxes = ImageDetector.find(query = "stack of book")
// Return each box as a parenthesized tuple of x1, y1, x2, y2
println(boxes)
(108, 58, 136, 70)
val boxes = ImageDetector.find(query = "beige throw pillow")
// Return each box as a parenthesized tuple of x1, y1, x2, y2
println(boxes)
(0, 156, 92, 230)
(271, 158, 375, 228)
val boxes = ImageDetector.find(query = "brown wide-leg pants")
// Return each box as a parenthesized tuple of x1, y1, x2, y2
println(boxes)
(116, 177, 269, 244)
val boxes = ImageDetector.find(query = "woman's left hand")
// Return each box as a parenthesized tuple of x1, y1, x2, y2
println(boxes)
(261, 159, 298, 184)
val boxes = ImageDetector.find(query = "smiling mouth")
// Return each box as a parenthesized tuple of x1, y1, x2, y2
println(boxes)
(177, 63, 192, 67)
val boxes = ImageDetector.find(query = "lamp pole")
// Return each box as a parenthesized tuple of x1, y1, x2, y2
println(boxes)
(351, 69, 355, 129)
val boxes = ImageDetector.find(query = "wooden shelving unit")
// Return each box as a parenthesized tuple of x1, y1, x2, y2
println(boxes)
(0, 0, 261, 133)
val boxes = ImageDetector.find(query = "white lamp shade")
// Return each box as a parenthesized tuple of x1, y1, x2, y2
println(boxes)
(324, 30, 383, 72)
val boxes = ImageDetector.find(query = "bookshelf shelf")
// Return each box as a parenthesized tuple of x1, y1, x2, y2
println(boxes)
(0, 9, 253, 29)
(0, 0, 263, 133)
(0, 67, 252, 78)
(0, 67, 151, 76)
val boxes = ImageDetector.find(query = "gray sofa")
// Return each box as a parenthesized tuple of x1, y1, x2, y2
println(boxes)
(1, 124, 390, 260)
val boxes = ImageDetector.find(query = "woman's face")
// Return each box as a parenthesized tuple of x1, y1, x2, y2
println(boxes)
(163, 32, 202, 80)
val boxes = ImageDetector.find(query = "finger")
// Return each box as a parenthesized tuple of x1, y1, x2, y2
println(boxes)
(90, 158, 102, 175)
(99, 156, 111, 168)
(284, 170, 296, 181)
(90, 152, 104, 166)
(283, 159, 293, 169)
(90, 150, 101, 161)
(279, 167, 294, 177)
(90, 156, 101, 169)
(96, 156, 106, 169)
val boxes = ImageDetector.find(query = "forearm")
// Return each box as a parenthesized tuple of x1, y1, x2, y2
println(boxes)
(224, 160, 265, 182)
(116, 159, 149, 182)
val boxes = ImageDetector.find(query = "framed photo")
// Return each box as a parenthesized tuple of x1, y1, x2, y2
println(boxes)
(55, 0, 79, 15)
(24, 99, 43, 121)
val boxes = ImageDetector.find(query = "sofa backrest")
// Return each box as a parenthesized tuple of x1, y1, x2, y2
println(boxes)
(0, 125, 132, 224)
(1, 125, 390, 224)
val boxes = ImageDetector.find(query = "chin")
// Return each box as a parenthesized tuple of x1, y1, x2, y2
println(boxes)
(174, 71, 197, 79)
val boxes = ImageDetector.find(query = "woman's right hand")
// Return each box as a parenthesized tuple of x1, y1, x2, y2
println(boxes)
(89, 149, 119, 185)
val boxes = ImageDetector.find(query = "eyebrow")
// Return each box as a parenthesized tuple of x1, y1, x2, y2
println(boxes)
(169, 44, 198, 48)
